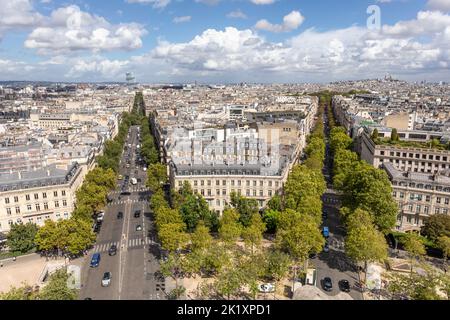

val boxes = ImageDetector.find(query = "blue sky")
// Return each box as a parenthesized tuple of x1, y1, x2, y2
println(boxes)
(0, 0, 449, 83)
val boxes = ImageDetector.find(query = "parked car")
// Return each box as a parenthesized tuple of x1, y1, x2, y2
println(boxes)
(258, 283, 275, 293)
(339, 280, 351, 293)
(117, 212, 123, 219)
(90, 253, 101, 268)
(323, 242, 330, 253)
(322, 226, 330, 238)
(93, 223, 101, 233)
(136, 225, 142, 231)
(322, 277, 333, 292)
(134, 210, 141, 218)
(101, 272, 112, 287)
(108, 245, 117, 256)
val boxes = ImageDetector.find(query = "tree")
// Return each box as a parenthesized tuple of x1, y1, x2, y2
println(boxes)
(60, 219, 96, 256)
(75, 182, 108, 213)
(230, 192, 259, 227)
(190, 222, 213, 252)
(263, 209, 281, 234)
(265, 250, 292, 299)
(341, 161, 397, 233)
(241, 213, 266, 254)
(333, 149, 359, 190)
(158, 223, 189, 252)
(391, 128, 399, 142)
(276, 209, 324, 288)
(421, 214, 450, 243)
(215, 267, 244, 300)
(0, 284, 36, 300)
(38, 268, 78, 300)
(218, 208, 242, 245)
(160, 253, 185, 299)
(34, 220, 60, 254)
(345, 210, 388, 284)
(84, 168, 116, 190)
(146, 163, 167, 192)
(71, 204, 92, 221)
(438, 235, 450, 273)
(267, 194, 283, 212)
(180, 194, 216, 232)
(6, 222, 38, 254)
(330, 126, 353, 153)
(403, 233, 426, 275)
(154, 207, 184, 230)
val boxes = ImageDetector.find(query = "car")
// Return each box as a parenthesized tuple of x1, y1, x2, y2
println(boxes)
(107, 196, 113, 204)
(323, 242, 330, 253)
(108, 245, 117, 256)
(339, 280, 351, 293)
(143, 167, 147, 172)
(134, 210, 141, 218)
(97, 212, 104, 222)
(90, 253, 101, 268)
(136, 225, 142, 231)
(309, 253, 317, 259)
(117, 212, 123, 219)
(323, 226, 330, 238)
(322, 212, 328, 220)
(93, 223, 101, 233)
(101, 272, 112, 287)
(120, 191, 131, 196)
(258, 283, 275, 293)
(322, 277, 333, 292)
(118, 175, 123, 180)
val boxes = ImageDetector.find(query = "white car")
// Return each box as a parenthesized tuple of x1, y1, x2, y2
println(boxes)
(143, 167, 147, 172)
(97, 212, 104, 222)
(258, 283, 275, 293)
(101, 272, 112, 287)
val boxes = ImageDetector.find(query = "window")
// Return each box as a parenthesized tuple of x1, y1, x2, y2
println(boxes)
(435, 208, 440, 214)
(27, 205, 32, 211)
(437, 197, 442, 204)
(260, 181, 264, 187)
(194, 181, 198, 187)
(253, 181, 257, 187)
(407, 215, 412, 223)
(400, 192, 404, 199)
(393, 191, 397, 197)
(201, 180, 204, 186)
(61, 190, 66, 196)
(207, 180, 211, 186)
(62, 200, 67, 207)
(216, 189, 220, 196)
(269, 181, 273, 187)
(25, 194, 30, 201)
(34, 193, 39, 200)
(6, 208, 12, 215)
(414, 216, 419, 225)
(443, 209, 449, 215)
(260, 190, 263, 197)
(15, 207, 20, 214)
(246, 181, 250, 187)
(207, 190, 211, 196)
(231, 180, 235, 187)
(54, 191, 58, 197)
(223, 180, 226, 186)
(5, 198, 10, 204)
(216, 180, 220, 186)
(416, 205, 421, 213)
(246, 190, 250, 197)
(178, 181, 183, 187)
(426, 195, 431, 202)
(253, 190, 257, 197)
(14, 196, 18, 203)
(424, 206, 429, 214)
(408, 204, 413, 212)
(44, 203, 48, 210)
(268, 190, 273, 197)
(445, 198, 449, 205)
(35, 204, 41, 211)
(216, 200, 220, 206)
(55, 201, 59, 208)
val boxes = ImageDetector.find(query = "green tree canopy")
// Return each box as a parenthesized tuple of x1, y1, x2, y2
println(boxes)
(219, 208, 242, 244)
(421, 214, 450, 243)
(6, 222, 38, 254)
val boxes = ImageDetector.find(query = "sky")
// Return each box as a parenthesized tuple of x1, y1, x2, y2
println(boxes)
(0, 0, 449, 83)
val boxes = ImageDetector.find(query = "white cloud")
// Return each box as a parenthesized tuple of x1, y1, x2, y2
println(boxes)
(427, 0, 450, 12)
(250, 0, 276, 4)
(227, 9, 247, 19)
(125, 0, 171, 9)
(255, 11, 304, 33)
(0, 0, 43, 37)
(66, 57, 130, 79)
(173, 16, 191, 23)
(24, 5, 147, 54)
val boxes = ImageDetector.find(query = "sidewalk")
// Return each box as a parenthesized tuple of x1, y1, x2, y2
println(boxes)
(0, 253, 85, 294)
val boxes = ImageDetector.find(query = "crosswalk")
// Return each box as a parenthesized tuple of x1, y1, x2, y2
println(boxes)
(108, 199, 148, 206)
(91, 238, 154, 253)
(109, 187, 150, 195)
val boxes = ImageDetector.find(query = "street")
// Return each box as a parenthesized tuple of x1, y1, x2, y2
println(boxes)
(79, 125, 165, 300)
(309, 103, 364, 300)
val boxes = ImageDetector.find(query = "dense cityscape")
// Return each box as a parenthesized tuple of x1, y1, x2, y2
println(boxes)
(0, 78, 449, 302)
(0, 0, 449, 310)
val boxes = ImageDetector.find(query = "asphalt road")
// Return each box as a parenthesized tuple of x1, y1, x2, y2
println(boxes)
(79, 125, 165, 300)
(309, 103, 364, 300)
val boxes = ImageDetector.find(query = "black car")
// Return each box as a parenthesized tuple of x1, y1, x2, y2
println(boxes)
(93, 223, 101, 233)
(108, 245, 117, 256)
(322, 211, 328, 220)
(322, 277, 333, 292)
(339, 280, 351, 293)
(134, 210, 141, 218)
(117, 212, 123, 219)
(120, 191, 131, 196)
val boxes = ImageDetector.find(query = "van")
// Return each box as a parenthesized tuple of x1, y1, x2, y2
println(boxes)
(90, 253, 101, 268)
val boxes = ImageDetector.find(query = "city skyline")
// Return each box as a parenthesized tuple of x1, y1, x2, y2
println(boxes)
(0, 0, 449, 83)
